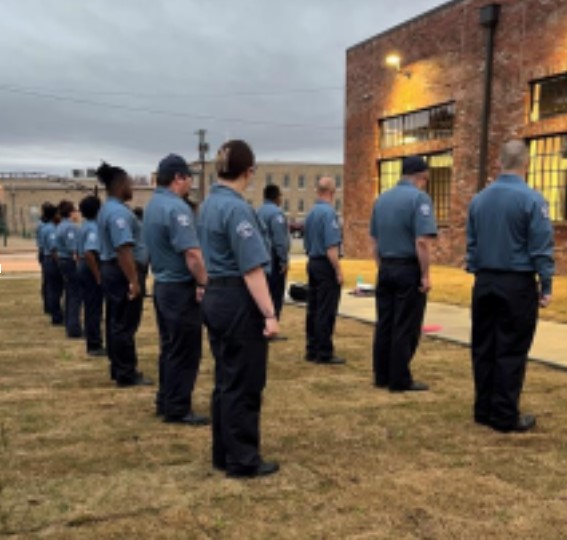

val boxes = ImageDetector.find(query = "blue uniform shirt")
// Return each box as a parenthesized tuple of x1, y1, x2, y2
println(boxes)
(143, 187, 200, 283)
(199, 184, 270, 277)
(132, 215, 149, 266)
(97, 197, 138, 262)
(370, 179, 438, 259)
(55, 219, 79, 259)
(304, 200, 342, 257)
(36, 221, 45, 252)
(466, 174, 555, 295)
(41, 223, 57, 256)
(257, 201, 290, 264)
(78, 220, 100, 257)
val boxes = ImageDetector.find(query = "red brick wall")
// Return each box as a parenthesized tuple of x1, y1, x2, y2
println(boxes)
(345, 0, 567, 271)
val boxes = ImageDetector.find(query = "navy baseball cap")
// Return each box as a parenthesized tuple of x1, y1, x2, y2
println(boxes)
(402, 156, 428, 175)
(157, 154, 196, 180)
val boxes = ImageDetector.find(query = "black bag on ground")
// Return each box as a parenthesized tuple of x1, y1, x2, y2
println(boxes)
(288, 283, 308, 303)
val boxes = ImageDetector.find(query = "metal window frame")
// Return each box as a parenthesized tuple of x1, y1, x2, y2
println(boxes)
(379, 101, 456, 149)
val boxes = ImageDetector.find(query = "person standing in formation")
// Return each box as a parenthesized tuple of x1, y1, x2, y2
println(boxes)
(96, 162, 152, 388)
(370, 156, 437, 392)
(78, 195, 106, 358)
(41, 203, 64, 326)
(303, 177, 345, 365)
(55, 200, 83, 339)
(257, 184, 290, 329)
(144, 154, 209, 426)
(466, 140, 554, 433)
(199, 140, 280, 478)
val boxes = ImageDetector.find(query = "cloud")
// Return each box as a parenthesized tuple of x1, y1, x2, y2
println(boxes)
(0, 0, 447, 175)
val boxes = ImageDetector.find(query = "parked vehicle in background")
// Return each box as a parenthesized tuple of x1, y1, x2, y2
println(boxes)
(289, 220, 304, 239)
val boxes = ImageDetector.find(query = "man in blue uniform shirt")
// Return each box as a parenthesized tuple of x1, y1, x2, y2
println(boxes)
(257, 184, 290, 322)
(144, 154, 210, 426)
(56, 200, 83, 338)
(370, 156, 437, 392)
(466, 140, 554, 433)
(304, 176, 345, 365)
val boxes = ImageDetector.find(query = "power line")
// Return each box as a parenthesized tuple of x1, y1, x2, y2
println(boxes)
(4, 83, 344, 100)
(0, 84, 343, 132)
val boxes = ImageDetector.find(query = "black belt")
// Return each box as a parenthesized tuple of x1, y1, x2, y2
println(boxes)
(208, 276, 245, 288)
(381, 257, 419, 266)
(309, 256, 329, 261)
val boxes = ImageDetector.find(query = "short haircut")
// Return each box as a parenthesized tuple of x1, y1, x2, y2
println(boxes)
(215, 140, 255, 181)
(43, 204, 58, 222)
(41, 202, 54, 222)
(79, 195, 101, 220)
(133, 206, 144, 220)
(316, 176, 336, 194)
(58, 200, 75, 219)
(500, 140, 529, 171)
(264, 184, 281, 201)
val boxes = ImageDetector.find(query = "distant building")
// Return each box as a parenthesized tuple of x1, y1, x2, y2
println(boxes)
(200, 161, 344, 223)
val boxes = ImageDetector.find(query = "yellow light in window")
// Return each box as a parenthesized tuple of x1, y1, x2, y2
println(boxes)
(385, 54, 402, 71)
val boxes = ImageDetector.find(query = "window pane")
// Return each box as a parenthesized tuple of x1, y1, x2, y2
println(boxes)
(528, 134, 567, 221)
(379, 102, 455, 148)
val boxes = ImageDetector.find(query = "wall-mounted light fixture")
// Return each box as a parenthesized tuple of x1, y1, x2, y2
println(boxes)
(385, 54, 411, 78)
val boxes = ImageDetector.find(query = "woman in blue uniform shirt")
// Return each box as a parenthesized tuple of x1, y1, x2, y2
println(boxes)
(96, 162, 152, 388)
(199, 140, 280, 478)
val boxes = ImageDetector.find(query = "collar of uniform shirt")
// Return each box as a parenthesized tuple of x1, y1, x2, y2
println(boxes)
(397, 179, 418, 188)
(497, 174, 524, 184)
(212, 183, 244, 199)
(155, 186, 179, 198)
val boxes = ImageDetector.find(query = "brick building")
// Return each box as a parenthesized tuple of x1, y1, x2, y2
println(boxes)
(344, 0, 567, 270)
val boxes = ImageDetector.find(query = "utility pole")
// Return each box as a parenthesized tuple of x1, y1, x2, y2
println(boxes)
(196, 129, 209, 202)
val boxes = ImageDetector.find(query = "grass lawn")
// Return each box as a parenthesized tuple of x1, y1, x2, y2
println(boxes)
(289, 259, 567, 324)
(2, 278, 567, 538)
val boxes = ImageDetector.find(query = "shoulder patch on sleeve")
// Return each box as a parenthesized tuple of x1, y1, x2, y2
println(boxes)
(541, 203, 550, 219)
(115, 217, 126, 230)
(236, 220, 254, 239)
(177, 213, 191, 227)
(420, 203, 431, 217)
(87, 232, 97, 242)
(277, 215, 285, 224)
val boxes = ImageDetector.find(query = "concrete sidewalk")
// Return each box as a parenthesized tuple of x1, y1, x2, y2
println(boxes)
(332, 291, 567, 371)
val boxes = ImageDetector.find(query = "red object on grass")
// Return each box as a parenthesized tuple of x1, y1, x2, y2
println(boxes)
(422, 325, 443, 334)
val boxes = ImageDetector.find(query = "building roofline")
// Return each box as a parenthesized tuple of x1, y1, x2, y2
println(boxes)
(347, 0, 466, 52)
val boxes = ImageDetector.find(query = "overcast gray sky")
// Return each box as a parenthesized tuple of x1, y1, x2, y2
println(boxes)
(0, 0, 446, 175)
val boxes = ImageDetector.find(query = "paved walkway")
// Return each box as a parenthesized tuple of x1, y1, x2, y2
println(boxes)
(335, 291, 567, 371)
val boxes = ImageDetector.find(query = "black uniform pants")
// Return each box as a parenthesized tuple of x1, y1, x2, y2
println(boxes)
(78, 261, 103, 352)
(202, 281, 267, 474)
(101, 262, 144, 384)
(306, 257, 341, 360)
(154, 281, 202, 418)
(39, 251, 48, 314)
(43, 257, 63, 325)
(59, 258, 83, 338)
(472, 271, 538, 429)
(267, 253, 287, 319)
(373, 260, 426, 390)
